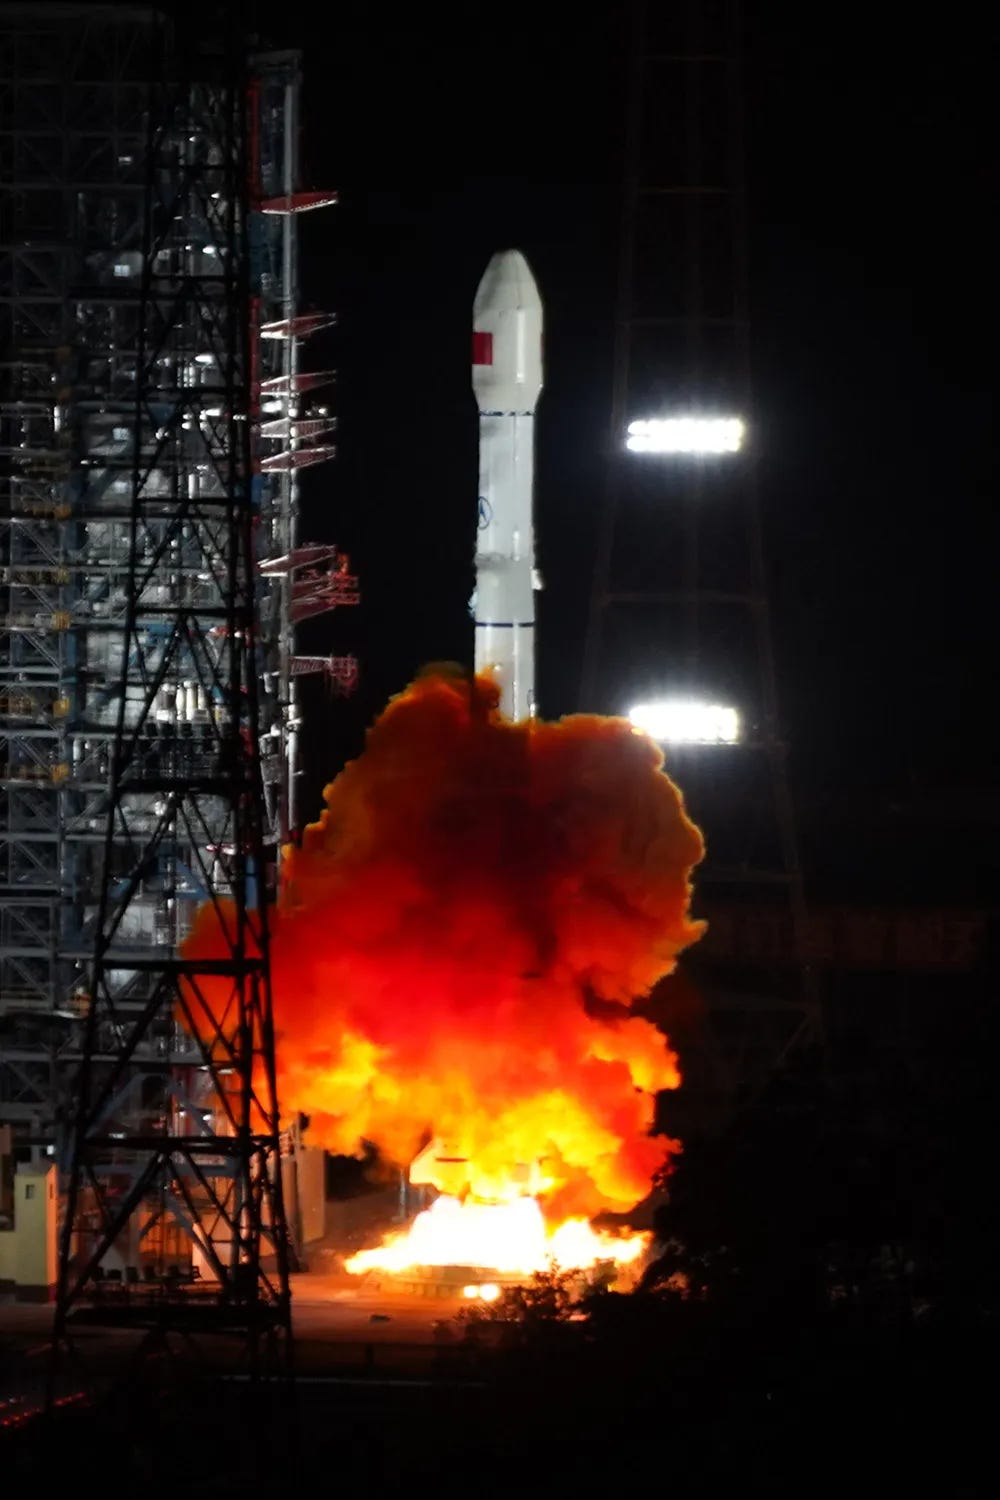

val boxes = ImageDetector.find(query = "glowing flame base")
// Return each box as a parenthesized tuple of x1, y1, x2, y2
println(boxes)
(344, 1194, 649, 1280)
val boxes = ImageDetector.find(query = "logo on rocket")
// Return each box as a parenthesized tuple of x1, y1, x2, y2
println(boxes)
(471, 249, 544, 722)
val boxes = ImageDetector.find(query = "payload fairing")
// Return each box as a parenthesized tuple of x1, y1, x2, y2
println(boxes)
(472, 250, 543, 722)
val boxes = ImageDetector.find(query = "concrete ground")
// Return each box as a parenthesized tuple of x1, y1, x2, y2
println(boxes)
(1, 1264, 477, 1402)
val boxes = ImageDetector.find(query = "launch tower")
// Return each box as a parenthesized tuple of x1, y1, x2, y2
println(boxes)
(0, 6, 354, 1178)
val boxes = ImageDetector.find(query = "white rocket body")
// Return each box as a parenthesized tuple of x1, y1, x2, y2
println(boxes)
(472, 250, 543, 721)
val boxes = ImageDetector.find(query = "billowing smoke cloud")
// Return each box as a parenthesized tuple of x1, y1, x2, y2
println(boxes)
(187, 670, 705, 1218)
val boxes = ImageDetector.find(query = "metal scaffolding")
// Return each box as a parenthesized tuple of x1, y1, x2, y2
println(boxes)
(247, 52, 351, 848)
(48, 12, 299, 1362)
(1, 3, 156, 1145)
(0, 9, 354, 1169)
(580, 0, 820, 1127)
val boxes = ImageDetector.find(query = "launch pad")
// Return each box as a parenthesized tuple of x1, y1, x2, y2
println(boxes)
(358, 1266, 516, 1300)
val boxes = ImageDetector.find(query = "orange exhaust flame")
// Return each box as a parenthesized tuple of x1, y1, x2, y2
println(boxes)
(344, 1195, 649, 1278)
(185, 670, 705, 1264)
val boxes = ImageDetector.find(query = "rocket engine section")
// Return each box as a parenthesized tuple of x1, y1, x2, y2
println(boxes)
(409, 1136, 548, 1202)
(472, 250, 544, 722)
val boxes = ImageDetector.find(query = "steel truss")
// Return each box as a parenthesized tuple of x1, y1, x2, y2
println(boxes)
(53, 20, 292, 1361)
(581, 0, 820, 1127)
(1, 3, 155, 1138)
(1, 12, 349, 1174)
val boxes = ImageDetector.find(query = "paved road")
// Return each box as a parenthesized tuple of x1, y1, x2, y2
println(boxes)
(1, 1270, 475, 1400)
(291, 1271, 465, 1341)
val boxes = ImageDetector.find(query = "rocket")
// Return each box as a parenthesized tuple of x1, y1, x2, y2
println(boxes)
(472, 249, 543, 722)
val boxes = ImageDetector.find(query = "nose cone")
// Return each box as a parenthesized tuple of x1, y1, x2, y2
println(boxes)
(473, 249, 542, 320)
(472, 249, 544, 413)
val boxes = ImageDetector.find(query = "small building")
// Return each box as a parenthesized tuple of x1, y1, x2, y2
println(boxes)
(0, 1136, 58, 1302)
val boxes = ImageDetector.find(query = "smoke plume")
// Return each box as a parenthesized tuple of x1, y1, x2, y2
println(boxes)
(186, 670, 705, 1217)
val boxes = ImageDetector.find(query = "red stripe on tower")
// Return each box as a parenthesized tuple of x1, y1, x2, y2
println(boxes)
(472, 331, 493, 366)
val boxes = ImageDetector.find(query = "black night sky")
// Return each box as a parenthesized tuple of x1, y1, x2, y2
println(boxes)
(286, 2, 994, 902)
(1, 7, 996, 1482)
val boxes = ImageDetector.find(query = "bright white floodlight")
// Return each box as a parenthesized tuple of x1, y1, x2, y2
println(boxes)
(626, 417, 745, 455)
(629, 699, 741, 745)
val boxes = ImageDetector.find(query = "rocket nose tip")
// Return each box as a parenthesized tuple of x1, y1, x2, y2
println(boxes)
(474, 248, 542, 314)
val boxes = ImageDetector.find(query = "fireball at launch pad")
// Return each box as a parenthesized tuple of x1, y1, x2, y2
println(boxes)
(187, 668, 705, 1267)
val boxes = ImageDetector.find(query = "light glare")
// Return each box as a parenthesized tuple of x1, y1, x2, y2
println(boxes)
(629, 699, 740, 745)
(626, 417, 745, 454)
(462, 1281, 503, 1302)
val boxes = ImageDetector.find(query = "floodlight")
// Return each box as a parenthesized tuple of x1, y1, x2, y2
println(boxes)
(626, 417, 745, 454)
(629, 699, 741, 745)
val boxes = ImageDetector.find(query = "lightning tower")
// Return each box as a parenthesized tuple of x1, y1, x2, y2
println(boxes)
(581, 0, 820, 1126)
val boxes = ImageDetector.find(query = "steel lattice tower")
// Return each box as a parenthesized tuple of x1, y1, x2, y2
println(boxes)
(581, 0, 820, 1127)
(43, 14, 295, 1363)
(1, 5, 350, 1219)
(1, 2, 155, 1154)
